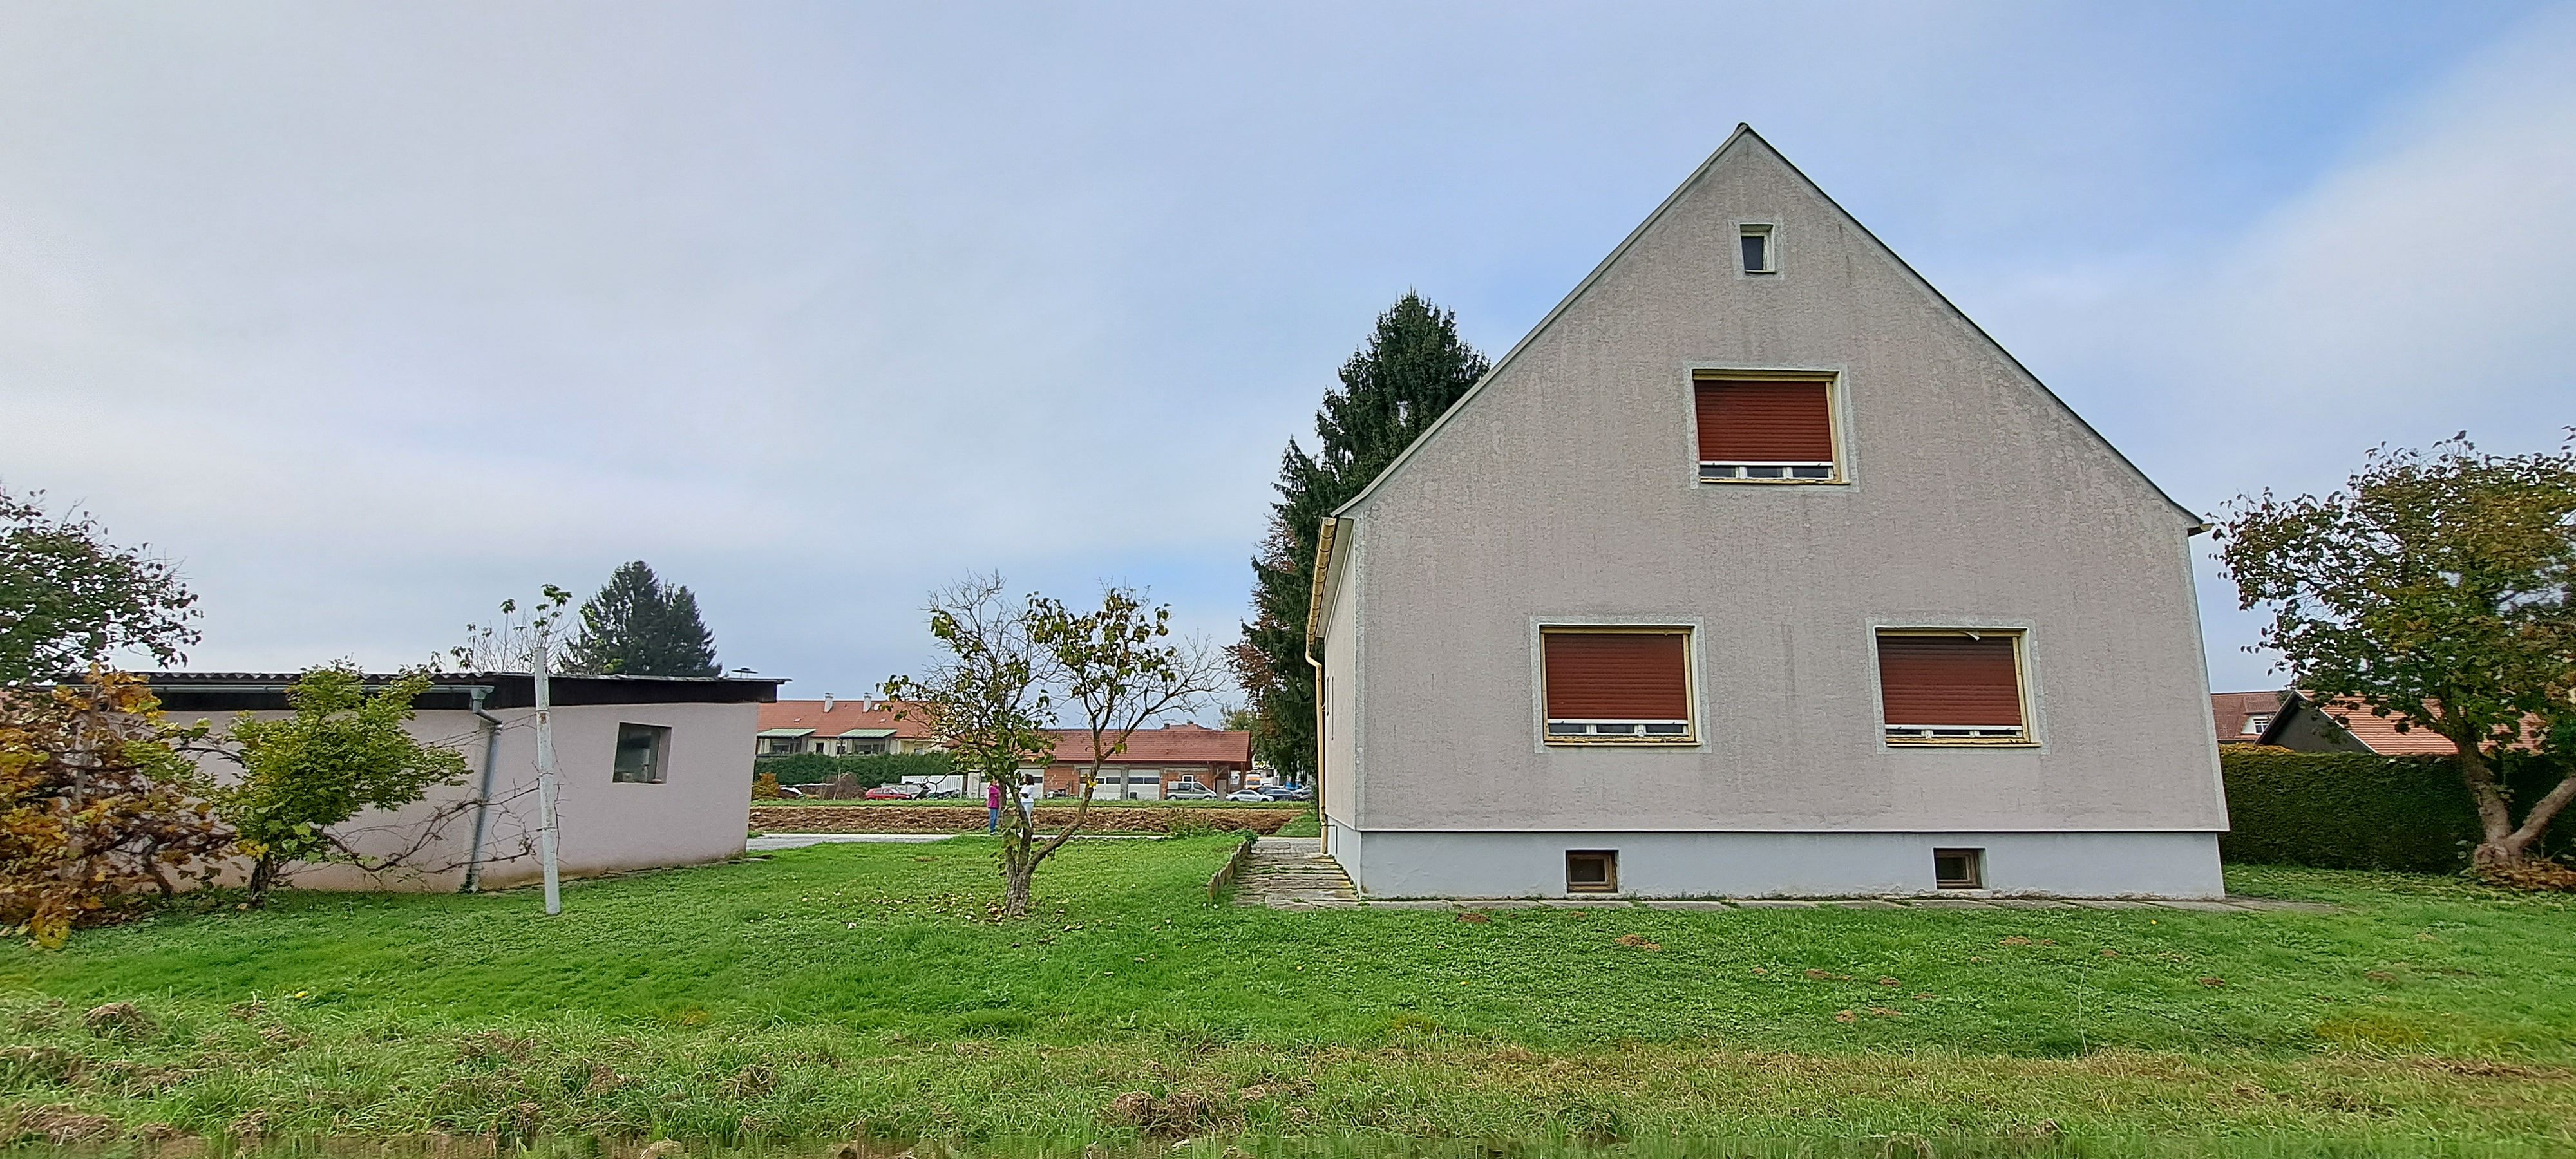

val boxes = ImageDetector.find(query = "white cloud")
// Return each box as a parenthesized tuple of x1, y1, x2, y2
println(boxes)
(1, 3, 2567, 697)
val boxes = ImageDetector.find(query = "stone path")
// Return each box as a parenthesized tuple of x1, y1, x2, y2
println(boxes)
(1233, 837, 1363, 909)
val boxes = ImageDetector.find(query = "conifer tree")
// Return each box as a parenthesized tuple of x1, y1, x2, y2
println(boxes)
(1234, 293, 1488, 779)
(563, 561, 721, 677)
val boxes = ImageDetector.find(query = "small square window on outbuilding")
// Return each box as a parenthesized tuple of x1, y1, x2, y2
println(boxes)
(1740, 223, 1776, 273)
(1566, 850, 1619, 893)
(1933, 848, 1985, 890)
(613, 722, 672, 784)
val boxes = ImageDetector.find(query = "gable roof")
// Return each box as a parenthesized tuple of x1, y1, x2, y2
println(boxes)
(757, 699, 938, 740)
(2247, 691, 2566, 758)
(1046, 724, 1253, 766)
(1327, 124, 2203, 529)
(2210, 690, 2286, 746)
(2258, 693, 2459, 755)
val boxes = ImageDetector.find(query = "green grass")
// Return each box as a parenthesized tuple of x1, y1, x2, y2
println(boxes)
(754, 798, 1303, 808)
(4, 839, 2573, 1150)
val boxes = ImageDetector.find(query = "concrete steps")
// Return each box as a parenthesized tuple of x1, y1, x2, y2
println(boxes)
(1233, 837, 1361, 909)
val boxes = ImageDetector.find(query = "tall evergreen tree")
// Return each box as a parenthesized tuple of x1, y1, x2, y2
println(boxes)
(563, 561, 721, 677)
(1234, 292, 1488, 779)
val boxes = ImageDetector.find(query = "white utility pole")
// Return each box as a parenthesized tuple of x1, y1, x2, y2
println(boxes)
(531, 629, 564, 916)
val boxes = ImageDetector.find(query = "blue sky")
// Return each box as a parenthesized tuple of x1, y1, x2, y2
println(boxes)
(3, 2, 2571, 700)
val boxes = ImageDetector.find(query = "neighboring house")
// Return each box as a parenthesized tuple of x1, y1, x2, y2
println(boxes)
(1306, 126, 2228, 900)
(2255, 692, 2463, 756)
(2211, 690, 2285, 748)
(755, 697, 941, 757)
(148, 670, 781, 891)
(1035, 724, 1254, 800)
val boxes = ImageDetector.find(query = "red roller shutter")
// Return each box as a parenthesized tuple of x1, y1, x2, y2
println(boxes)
(1877, 633, 2023, 728)
(1544, 631, 1690, 721)
(1696, 380, 1833, 462)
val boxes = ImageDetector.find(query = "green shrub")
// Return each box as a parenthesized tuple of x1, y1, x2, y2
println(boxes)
(2219, 745, 2573, 871)
(752, 751, 954, 787)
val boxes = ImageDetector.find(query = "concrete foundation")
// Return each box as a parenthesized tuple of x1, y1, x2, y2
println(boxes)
(1327, 822, 2223, 899)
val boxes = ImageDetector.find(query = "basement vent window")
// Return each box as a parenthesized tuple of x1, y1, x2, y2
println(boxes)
(1540, 627, 1696, 744)
(1567, 850, 1620, 894)
(614, 723, 672, 784)
(1933, 848, 1985, 890)
(1694, 375, 1840, 483)
(1740, 224, 1776, 273)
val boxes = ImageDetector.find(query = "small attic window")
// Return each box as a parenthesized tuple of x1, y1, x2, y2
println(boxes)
(1740, 225, 1775, 274)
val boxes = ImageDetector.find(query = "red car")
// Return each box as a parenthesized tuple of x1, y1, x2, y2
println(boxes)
(863, 783, 926, 800)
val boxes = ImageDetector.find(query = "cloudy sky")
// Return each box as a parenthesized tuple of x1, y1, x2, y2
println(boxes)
(3, 1, 2571, 700)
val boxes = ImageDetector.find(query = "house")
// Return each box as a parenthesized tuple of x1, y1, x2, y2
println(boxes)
(147, 670, 782, 891)
(2211, 690, 2285, 747)
(754, 696, 941, 757)
(1036, 723, 1254, 799)
(1305, 126, 2228, 900)
(2255, 692, 2465, 756)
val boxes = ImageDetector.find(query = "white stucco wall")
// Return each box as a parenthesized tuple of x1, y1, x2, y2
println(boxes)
(1316, 131, 2225, 894)
(185, 701, 754, 891)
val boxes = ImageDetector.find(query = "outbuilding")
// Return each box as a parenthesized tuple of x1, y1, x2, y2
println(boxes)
(149, 670, 781, 891)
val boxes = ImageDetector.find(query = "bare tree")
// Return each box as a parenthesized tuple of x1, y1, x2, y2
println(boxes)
(882, 575, 1059, 918)
(442, 587, 573, 673)
(1032, 583, 1229, 831)
(885, 577, 1228, 918)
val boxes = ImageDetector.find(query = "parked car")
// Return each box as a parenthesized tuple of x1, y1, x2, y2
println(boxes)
(863, 783, 926, 800)
(1164, 781, 1218, 801)
(1224, 789, 1269, 802)
(774, 785, 806, 798)
(1258, 784, 1311, 801)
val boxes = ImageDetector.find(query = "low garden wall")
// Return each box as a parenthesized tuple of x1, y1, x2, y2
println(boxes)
(748, 804, 1303, 834)
(2219, 745, 2571, 871)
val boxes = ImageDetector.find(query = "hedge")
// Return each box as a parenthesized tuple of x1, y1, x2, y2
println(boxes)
(752, 751, 956, 787)
(2219, 745, 2573, 872)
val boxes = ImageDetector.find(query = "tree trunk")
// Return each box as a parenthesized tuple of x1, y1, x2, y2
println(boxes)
(2458, 743, 2549, 870)
(246, 854, 278, 907)
(1000, 859, 1034, 918)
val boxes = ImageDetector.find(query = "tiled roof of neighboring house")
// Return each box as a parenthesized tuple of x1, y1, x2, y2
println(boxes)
(2211, 690, 2285, 746)
(1046, 723, 1253, 766)
(756, 699, 938, 740)
(2260, 693, 2460, 755)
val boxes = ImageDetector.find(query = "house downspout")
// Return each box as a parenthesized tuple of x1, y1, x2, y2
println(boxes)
(460, 687, 505, 893)
(1303, 640, 1325, 854)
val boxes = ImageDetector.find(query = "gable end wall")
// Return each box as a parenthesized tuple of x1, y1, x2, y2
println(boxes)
(1340, 137, 2224, 836)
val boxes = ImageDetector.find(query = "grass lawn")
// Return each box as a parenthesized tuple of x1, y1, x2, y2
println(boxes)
(757, 799, 1306, 808)
(5, 836, 2574, 1152)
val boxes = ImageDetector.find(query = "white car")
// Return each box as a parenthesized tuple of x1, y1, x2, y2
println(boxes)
(1224, 789, 1268, 802)
(1164, 781, 1218, 800)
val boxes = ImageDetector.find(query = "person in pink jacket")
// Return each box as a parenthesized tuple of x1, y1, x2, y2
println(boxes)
(985, 779, 1003, 833)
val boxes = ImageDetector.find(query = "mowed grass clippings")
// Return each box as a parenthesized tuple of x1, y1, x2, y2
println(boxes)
(0, 836, 2572, 1146)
